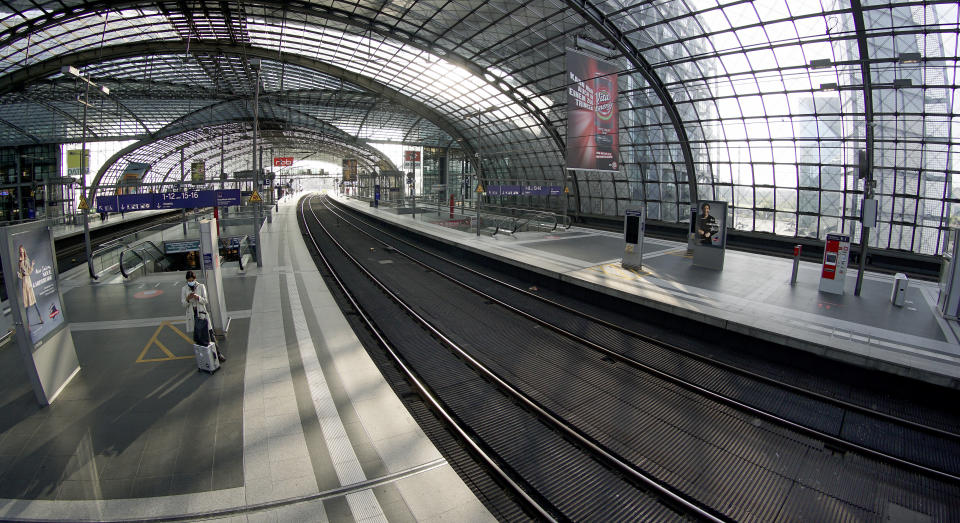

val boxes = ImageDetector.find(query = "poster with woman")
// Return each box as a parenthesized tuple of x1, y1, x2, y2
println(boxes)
(1, 221, 78, 405)
(12, 227, 65, 345)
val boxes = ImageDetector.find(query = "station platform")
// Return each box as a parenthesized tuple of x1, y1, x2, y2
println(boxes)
(0, 194, 491, 521)
(48, 209, 177, 241)
(336, 195, 960, 390)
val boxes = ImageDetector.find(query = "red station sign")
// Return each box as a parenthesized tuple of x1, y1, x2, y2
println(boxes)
(273, 157, 294, 167)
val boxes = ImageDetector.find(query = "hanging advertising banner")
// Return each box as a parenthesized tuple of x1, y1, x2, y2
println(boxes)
(0, 221, 80, 405)
(66, 149, 91, 177)
(273, 157, 294, 167)
(120, 162, 150, 187)
(566, 49, 619, 172)
(342, 158, 358, 182)
(191, 161, 205, 184)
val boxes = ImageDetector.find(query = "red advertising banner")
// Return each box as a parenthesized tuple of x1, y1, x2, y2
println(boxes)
(566, 49, 619, 172)
(273, 157, 294, 167)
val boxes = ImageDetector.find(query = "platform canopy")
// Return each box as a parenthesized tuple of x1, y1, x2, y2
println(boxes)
(0, 1, 957, 255)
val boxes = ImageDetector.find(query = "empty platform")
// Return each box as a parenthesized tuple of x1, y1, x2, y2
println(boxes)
(0, 194, 490, 521)
(337, 195, 960, 389)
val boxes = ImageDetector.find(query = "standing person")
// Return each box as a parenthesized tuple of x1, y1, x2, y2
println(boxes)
(180, 271, 225, 362)
(17, 245, 43, 332)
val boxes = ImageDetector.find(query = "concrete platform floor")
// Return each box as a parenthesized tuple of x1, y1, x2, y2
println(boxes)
(339, 195, 960, 389)
(0, 195, 491, 522)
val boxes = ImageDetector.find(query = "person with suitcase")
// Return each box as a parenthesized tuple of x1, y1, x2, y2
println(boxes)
(181, 271, 225, 364)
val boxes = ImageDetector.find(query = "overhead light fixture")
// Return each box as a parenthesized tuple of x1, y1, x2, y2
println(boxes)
(61, 65, 109, 95)
(819, 82, 838, 92)
(575, 35, 615, 58)
(809, 59, 832, 69)
(893, 78, 913, 88)
(899, 52, 921, 64)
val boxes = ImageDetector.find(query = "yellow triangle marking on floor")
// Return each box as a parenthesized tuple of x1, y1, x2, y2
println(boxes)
(136, 321, 196, 363)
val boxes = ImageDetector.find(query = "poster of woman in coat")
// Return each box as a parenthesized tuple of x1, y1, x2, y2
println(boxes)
(14, 229, 64, 346)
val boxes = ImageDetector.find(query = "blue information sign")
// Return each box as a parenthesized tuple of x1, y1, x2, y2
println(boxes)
(96, 189, 242, 213)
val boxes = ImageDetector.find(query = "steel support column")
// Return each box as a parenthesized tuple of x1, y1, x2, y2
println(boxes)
(851, 0, 875, 297)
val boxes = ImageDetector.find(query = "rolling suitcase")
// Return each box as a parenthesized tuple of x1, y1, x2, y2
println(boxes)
(194, 342, 220, 373)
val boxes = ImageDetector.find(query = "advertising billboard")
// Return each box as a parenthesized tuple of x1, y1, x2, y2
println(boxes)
(120, 162, 150, 187)
(692, 200, 728, 270)
(66, 149, 91, 177)
(694, 201, 726, 249)
(404, 151, 421, 171)
(566, 49, 619, 172)
(191, 161, 205, 184)
(10, 227, 65, 345)
(0, 222, 80, 405)
(342, 158, 358, 182)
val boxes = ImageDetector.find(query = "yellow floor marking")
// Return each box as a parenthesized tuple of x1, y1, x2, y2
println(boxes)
(136, 321, 196, 363)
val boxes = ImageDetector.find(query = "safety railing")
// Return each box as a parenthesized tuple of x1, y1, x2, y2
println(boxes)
(89, 243, 125, 280)
(119, 241, 167, 279)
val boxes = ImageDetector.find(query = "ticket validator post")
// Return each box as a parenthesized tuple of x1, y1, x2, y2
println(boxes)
(621, 209, 644, 270)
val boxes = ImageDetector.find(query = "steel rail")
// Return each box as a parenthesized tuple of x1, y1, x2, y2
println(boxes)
(298, 195, 558, 522)
(326, 196, 960, 442)
(307, 195, 727, 522)
(321, 196, 960, 485)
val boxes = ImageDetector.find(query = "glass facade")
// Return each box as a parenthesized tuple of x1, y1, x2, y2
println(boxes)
(0, 1, 955, 256)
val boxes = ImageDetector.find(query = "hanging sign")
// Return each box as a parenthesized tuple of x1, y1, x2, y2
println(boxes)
(66, 149, 90, 177)
(190, 161, 205, 184)
(566, 49, 619, 172)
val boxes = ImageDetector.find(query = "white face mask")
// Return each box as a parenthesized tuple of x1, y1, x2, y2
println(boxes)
(187, 281, 197, 288)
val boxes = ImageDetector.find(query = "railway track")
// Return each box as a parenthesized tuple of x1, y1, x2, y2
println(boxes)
(300, 194, 716, 521)
(301, 194, 960, 521)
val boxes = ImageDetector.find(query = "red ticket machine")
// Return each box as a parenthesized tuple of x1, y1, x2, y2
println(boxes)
(819, 233, 851, 295)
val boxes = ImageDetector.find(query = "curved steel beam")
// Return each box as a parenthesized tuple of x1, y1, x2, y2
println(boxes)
(90, 118, 392, 201)
(0, 41, 474, 157)
(175, 140, 378, 188)
(154, 127, 388, 187)
(566, 0, 699, 205)
(402, 117, 424, 143)
(154, 97, 358, 144)
(0, 117, 40, 143)
(12, 93, 99, 139)
(0, 1, 557, 154)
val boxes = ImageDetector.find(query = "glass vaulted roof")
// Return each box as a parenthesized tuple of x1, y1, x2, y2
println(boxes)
(0, 0, 957, 256)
